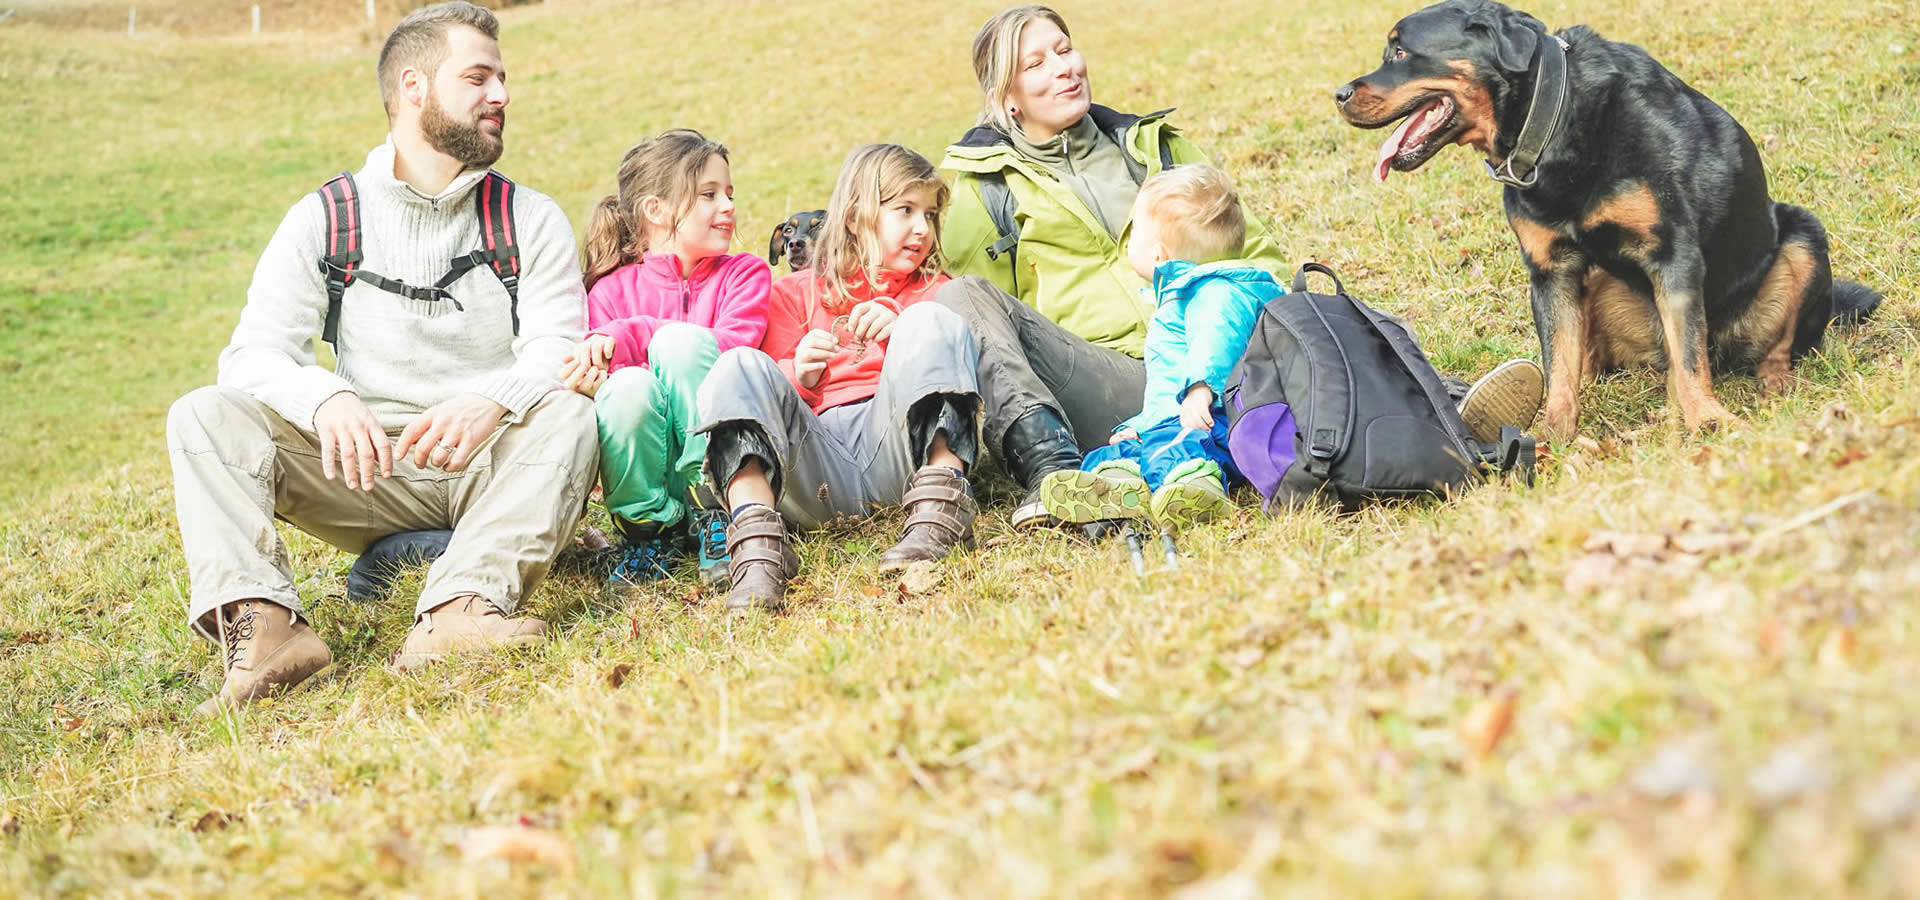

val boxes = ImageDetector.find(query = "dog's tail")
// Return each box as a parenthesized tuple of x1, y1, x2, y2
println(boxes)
(1832, 280, 1882, 326)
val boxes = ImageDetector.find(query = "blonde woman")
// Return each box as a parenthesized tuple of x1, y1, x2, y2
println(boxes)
(939, 5, 1545, 527)
(693, 145, 982, 612)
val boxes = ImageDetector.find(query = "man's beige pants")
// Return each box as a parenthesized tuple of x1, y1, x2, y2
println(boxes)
(166, 386, 599, 638)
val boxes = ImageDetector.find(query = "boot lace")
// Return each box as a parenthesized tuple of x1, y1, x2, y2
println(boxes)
(222, 608, 260, 667)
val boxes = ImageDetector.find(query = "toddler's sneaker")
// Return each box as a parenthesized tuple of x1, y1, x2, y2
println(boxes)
(1459, 358, 1544, 444)
(1149, 472, 1232, 531)
(1038, 462, 1150, 524)
(691, 507, 731, 589)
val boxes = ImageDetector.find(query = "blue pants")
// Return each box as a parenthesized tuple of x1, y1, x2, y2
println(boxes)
(1081, 414, 1239, 490)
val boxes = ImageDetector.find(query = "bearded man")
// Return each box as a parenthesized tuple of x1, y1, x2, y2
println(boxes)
(165, 1, 597, 717)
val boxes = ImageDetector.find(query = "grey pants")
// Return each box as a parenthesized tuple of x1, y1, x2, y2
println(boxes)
(166, 386, 599, 635)
(931, 275, 1147, 453)
(695, 302, 980, 529)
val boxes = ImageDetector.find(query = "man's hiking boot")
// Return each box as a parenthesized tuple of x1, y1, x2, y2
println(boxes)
(1149, 473, 1233, 531)
(725, 505, 798, 612)
(692, 508, 732, 589)
(391, 595, 547, 670)
(878, 466, 977, 574)
(1003, 407, 1082, 529)
(1038, 465, 1150, 525)
(194, 599, 334, 719)
(1459, 358, 1544, 444)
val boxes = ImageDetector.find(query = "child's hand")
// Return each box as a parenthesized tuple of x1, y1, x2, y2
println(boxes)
(561, 360, 608, 398)
(793, 329, 839, 389)
(1180, 384, 1215, 432)
(845, 300, 898, 342)
(1109, 428, 1140, 445)
(583, 333, 616, 369)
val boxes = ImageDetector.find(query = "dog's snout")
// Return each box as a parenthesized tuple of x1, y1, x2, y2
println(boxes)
(1334, 82, 1357, 105)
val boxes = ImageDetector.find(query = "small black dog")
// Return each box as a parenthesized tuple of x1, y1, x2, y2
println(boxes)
(766, 209, 827, 272)
(1335, 0, 1879, 437)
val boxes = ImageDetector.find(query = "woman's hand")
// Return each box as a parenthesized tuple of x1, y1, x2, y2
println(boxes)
(845, 300, 898, 342)
(1179, 385, 1215, 432)
(1109, 428, 1140, 445)
(793, 329, 839, 389)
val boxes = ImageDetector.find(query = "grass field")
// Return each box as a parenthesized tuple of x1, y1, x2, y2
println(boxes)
(2, 0, 1918, 895)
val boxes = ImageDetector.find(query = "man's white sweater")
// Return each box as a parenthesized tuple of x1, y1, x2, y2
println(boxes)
(218, 141, 585, 429)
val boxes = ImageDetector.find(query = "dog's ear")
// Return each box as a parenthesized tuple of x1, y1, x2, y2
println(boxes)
(1466, 3, 1543, 74)
(767, 222, 790, 266)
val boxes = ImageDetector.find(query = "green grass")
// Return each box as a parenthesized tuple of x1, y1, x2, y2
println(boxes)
(3, 0, 1919, 894)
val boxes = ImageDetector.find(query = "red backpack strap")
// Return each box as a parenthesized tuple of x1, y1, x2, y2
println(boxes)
(315, 172, 362, 348)
(476, 171, 521, 334)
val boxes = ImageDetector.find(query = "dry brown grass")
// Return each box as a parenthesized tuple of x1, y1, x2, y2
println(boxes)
(1, 0, 1918, 895)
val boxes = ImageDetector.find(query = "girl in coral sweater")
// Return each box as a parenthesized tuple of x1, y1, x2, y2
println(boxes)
(694, 144, 985, 612)
(563, 129, 772, 585)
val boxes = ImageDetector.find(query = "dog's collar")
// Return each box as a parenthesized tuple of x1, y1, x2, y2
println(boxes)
(1487, 32, 1572, 190)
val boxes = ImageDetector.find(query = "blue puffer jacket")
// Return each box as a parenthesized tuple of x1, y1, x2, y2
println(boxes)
(1117, 259, 1282, 435)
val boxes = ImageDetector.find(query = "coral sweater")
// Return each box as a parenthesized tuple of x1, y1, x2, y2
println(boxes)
(586, 251, 772, 371)
(762, 269, 950, 413)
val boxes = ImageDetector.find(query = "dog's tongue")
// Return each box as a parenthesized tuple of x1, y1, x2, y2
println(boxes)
(1373, 104, 1431, 184)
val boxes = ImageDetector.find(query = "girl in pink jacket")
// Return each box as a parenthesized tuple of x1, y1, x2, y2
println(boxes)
(562, 129, 771, 584)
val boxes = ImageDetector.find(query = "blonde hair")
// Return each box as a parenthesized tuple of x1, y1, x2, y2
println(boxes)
(1135, 164, 1246, 263)
(810, 144, 950, 310)
(377, 2, 499, 118)
(581, 129, 729, 292)
(971, 5, 1072, 135)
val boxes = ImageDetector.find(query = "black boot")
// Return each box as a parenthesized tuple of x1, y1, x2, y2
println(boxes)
(1001, 407, 1082, 529)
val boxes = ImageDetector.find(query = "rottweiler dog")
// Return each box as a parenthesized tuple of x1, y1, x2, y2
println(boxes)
(1335, 0, 1880, 437)
(766, 209, 827, 273)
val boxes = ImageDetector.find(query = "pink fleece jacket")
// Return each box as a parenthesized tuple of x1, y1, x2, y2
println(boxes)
(585, 251, 773, 371)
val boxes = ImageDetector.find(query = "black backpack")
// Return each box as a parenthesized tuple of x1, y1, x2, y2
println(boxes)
(1223, 263, 1533, 512)
(314, 170, 523, 349)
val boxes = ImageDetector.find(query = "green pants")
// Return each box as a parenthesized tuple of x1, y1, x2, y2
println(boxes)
(596, 322, 720, 530)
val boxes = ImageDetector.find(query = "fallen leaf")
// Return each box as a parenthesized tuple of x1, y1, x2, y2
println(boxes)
(461, 825, 577, 874)
(1584, 531, 1667, 558)
(1757, 618, 1789, 656)
(578, 526, 611, 552)
(1668, 532, 1750, 556)
(375, 829, 419, 872)
(898, 561, 944, 596)
(1460, 686, 1517, 760)
(4, 631, 50, 648)
(192, 810, 238, 832)
(606, 663, 634, 689)
(0, 813, 18, 836)
(1564, 553, 1634, 594)
(1817, 626, 1856, 668)
(860, 584, 884, 598)
(1689, 445, 1715, 466)
(1110, 746, 1159, 778)
(1831, 446, 1868, 468)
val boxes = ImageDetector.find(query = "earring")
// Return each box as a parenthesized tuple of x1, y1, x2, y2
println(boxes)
(1008, 106, 1019, 117)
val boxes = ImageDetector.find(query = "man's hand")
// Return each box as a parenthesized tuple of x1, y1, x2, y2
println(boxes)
(1109, 427, 1140, 445)
(313, 391, 392, 491)
(793, 329, 839, 390)
(394, 393, 510, 472)
(1179, 384, 1215, 432)
(845, 300, 898, 343)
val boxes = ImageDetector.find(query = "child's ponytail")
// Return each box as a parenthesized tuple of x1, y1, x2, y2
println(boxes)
(581, 192, 633, 293)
